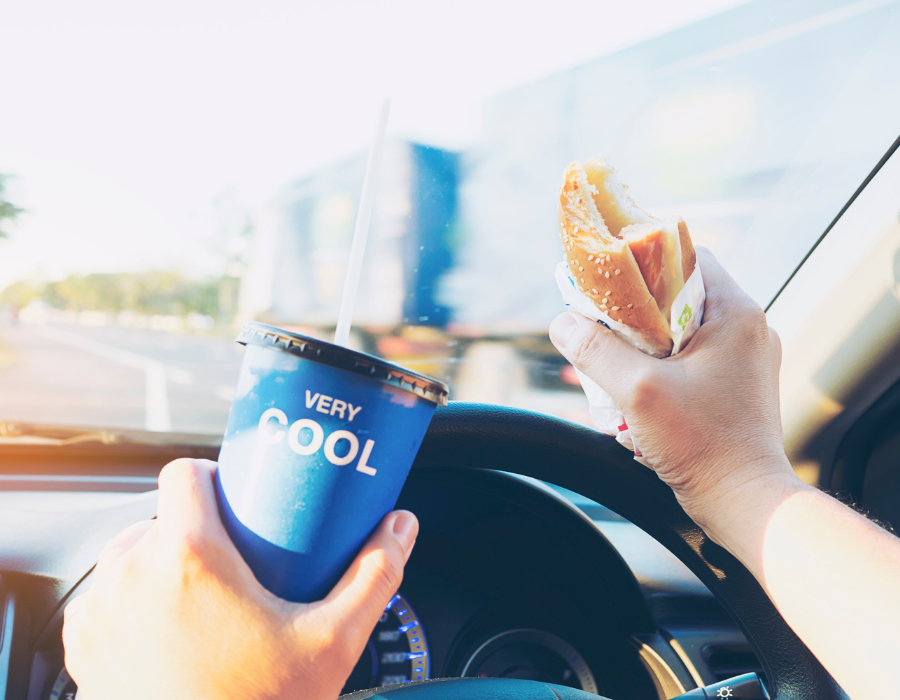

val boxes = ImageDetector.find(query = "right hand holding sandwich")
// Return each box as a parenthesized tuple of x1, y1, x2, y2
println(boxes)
(549, 247, 797, 539)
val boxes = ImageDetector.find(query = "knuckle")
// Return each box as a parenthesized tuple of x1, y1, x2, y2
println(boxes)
(629, 370, 664, 413)
(158, 458, 202, 492)
(568, 326, 607, 372)
(94, 545, 119, 573)
(173, 530, 208, 566)
(743, 303, 767, 327)
(112, 547, 143, 583)
(732, 303, 768, 340)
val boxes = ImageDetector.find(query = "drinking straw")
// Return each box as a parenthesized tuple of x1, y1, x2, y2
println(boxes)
(334, 97, 391, 347)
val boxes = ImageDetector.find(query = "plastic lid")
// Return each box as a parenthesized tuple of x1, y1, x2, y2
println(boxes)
(236, 322, 449, 407)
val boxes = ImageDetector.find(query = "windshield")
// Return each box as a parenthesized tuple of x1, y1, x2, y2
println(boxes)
(1, 0, 899, 435)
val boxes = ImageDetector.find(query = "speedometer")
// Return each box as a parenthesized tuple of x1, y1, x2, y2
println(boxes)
(341, 591, 430, 693)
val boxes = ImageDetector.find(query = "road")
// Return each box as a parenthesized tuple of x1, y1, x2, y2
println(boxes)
(0, 322, 244, 435)
(0, 322, 594, 436)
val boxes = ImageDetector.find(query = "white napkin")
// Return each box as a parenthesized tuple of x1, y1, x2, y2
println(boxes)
(554, 261, 705, 457)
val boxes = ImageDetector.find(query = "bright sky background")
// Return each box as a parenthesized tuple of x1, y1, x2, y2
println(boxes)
(0, 0, 748, 288)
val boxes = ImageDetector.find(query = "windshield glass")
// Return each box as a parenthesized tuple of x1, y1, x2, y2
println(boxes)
(1, 0, 899, 435)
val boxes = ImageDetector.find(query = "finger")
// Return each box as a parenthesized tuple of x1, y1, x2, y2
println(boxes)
(695, 247, 759, 323)
(92, 520, 155, 581)
(62, 594, 89, 677)
(102, 519, 155, 557)
(549, 311, 655, 407)
(312, 511, 418, 649)
(156, 458, 226, 544)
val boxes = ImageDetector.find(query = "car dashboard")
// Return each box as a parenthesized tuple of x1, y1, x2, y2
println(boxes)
(0, 447, 762, 700)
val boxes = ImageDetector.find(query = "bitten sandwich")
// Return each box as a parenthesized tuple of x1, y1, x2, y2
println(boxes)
(557, 154, 696, 357)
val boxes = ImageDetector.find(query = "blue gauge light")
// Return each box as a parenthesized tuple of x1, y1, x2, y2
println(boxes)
(47, 667, 78, 699)
(341, 591, 430, 693)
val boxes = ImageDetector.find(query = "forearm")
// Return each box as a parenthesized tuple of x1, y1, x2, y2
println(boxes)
(702, 467, 900, 700)
(554, 248, 900, 698)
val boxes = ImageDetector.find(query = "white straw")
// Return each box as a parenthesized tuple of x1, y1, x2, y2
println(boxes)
(334, 97, 391, 347)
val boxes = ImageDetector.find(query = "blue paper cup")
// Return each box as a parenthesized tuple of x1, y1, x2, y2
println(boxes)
(215, 322, 449, 603)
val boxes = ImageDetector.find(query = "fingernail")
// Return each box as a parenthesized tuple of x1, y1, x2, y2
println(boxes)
(391, 511, 418, 555)
(549, 313, 578, 350)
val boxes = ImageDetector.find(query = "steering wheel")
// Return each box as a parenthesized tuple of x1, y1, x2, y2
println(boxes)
(342, 404, 848, 700)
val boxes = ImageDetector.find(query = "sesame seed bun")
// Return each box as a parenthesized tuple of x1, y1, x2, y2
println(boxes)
(558, 156, 698, 357)
(582, 154, 654, 236)
(677, 217, 696, 283)
(558, 162, 674, 356)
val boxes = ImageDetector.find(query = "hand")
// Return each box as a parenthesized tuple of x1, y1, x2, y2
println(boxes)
(63, 458, 418, 700)
(550, 247, 900, 700)
(549, 247, 798, 539)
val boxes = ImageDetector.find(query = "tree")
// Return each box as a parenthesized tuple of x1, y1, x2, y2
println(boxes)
(1, 271, 225, 318)
(0, 281, 42, 308)
(0, 174, 24, 239)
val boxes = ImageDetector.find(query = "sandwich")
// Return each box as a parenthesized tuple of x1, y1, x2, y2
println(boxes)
(557, 154, 696, 357)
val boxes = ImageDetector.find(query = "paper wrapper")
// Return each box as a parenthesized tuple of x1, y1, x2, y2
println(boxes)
(555, 261, 705, 459)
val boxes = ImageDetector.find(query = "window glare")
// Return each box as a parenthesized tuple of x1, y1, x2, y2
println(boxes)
(0, 0, 898, 434)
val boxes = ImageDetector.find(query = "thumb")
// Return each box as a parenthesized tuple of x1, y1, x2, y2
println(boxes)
(314, 511, 418, 649)
(550, 311, 655, 406)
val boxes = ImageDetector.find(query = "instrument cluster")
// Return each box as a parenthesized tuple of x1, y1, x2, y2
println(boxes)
(33, 469, 657, 700)
(44, 590, 599, 699)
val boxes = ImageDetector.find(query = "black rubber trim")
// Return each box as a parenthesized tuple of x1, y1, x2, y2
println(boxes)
(410, 404, 847, 700)
(342, 677, 605, 700)
(766, 131, 900, 312)
(830, 374, 900, 500)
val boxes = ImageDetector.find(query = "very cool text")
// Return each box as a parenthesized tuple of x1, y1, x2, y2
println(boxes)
(257, 407, 377, 476)
(305, 390, 363, 421)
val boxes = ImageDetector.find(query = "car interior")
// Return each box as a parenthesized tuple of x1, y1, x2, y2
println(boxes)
(2, 1, 900, 699)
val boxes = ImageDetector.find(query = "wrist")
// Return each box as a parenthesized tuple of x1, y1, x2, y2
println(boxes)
(677, 457, 809, 562)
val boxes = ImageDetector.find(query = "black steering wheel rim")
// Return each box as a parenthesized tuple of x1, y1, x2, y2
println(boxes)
(389, 403, 846, 700)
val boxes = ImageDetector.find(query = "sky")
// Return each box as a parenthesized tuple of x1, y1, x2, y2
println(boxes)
(0, 0, 748, 288)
